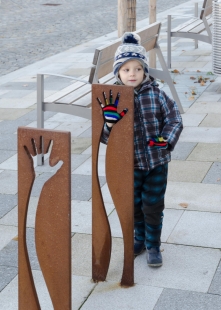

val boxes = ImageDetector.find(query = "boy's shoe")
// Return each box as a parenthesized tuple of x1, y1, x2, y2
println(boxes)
(134, 239, 145, 256)
(146, 247, 162, 267)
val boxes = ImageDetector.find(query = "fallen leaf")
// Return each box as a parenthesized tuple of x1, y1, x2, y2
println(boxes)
(160, 248, 164, 252)
(188, 96, 195, 100)
(190, 76, 196, 80)
(161, 80, 165, 83)
(13, 236, 18, 241)
(197, 70, 201, 72)
(200, 81, 205, 86)
(172, 69, 180, 73)
(204, 78, 210, 80)
(173, 81, 176, 84)
(179, 203, 188, 208)
(210, 79, 215, 82)
(185, 92, 188, 94)
(191, 91, 197, 95)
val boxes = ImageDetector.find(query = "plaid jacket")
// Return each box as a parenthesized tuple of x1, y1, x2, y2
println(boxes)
(101, 80, 183, 170)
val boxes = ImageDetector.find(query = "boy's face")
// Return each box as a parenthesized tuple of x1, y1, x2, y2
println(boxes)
(118, 60, 145, 88)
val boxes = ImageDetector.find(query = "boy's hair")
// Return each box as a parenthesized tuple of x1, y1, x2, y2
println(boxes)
(113, 32, 149, 84)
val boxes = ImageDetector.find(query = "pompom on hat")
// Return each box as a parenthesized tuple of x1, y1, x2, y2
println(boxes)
(113, 32, 149, 84)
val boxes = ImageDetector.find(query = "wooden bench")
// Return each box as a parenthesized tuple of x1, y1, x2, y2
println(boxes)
(167, 0, 213, 68)
(37, 21, 184, 165)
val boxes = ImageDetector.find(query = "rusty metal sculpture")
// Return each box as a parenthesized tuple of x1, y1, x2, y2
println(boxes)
(92, 84, 134, 287)
(18, 127, 71, 310)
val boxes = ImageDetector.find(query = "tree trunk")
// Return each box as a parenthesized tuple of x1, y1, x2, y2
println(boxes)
(118, 0, 136, 37)
(149, 0, 156, 68)
(127, 0, 136, 32)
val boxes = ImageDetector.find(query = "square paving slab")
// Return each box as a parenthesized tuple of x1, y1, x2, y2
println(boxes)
(71, 233, 125, 284)
(134, 243, 221, 293)
(202, 162, 221, 185)
(181, 113, 206, 127)
(0, 225, 17, 251)
(81, 281, 163, 310)
(0, 171, 18, 195)
(187, 143, 221, 162)
(166, 182, 221, 212)
(0, 197, 39, 228)
(0, 194, 17, 218)
(0, 150, 17, 164)
(179, 127, 221, 143)
(186, 101, 221, 114)
(200, 113, 221, 127)
(0, 275, 18, 309)
(168, 210, 221, 248)
(154, 288, 221, 310)
(208, 260, 221, 296)
(72, 155, 105, 176)
(171, 142, 197, 160)
(71, 137, 92, 154)
(0, 266, 17, 292)
(0, 134, 17, 151)
(0, 108, 32, 120)
(71, 200, 114, 234)
(55, 122, 91, 137)
(168, 160, 212, 183)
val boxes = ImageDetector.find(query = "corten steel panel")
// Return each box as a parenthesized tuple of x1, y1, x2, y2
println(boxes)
(92, 84, 134, 286)
(18, 127, 71, 310)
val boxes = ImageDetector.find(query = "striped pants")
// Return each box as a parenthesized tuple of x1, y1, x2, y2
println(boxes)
(134, 163, 168, 249)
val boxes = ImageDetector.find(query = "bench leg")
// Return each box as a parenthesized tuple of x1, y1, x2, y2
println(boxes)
(155, 45, 184, 114)
(167, 15, 172, 69)
(37, 74, 44, 166)
(195, 3, 198, 49)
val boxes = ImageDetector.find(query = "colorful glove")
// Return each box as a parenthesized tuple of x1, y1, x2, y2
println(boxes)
(97, 90, 128, 124)
(148, 136, 168, 149)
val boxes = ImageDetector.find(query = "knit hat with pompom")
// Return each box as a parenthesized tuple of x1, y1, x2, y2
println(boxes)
(113, 32, 149, 84)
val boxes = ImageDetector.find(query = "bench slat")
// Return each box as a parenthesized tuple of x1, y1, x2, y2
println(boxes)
(178, 19, 203, 33)
(171, 18, 198, 32)
(142, 37, 157, 53)
(93, 22, 161, 67)
(200, 0, 212, 19)
(190, 16, 213, 34)
(93, 41, 121, 66)
(45, 76, 89, 103)
(55, 76, 116, 105)
(56, 84, 91, 104)
(138, 22, 161, 44)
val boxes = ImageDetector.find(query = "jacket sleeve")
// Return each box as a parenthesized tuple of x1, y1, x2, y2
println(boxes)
(100, 123, 112, 145)
(159, 90, 183, 151)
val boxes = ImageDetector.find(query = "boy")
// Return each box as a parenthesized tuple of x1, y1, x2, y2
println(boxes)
(99, 32, 183, 267)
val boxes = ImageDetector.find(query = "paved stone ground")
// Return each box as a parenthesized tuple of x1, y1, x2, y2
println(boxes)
(0, 0, 187, 76)
(1, 1, 221, 309)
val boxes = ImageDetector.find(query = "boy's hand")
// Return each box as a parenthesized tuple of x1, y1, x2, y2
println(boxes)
(97, 90, 128, 126)
(148, 136, 168, 149)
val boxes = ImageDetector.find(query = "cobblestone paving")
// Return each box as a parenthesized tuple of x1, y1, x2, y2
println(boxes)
(0, 0, 187, 76)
